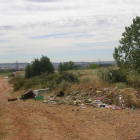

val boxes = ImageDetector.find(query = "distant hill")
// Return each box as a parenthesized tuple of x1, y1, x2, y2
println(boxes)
(0, 61, 116, 70)
(0, 63, 29, 70)
(53, 61, 116, 69)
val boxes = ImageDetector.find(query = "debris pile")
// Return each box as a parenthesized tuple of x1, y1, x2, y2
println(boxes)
(43, 87, 140, 110)
(8, 87, 140, 110)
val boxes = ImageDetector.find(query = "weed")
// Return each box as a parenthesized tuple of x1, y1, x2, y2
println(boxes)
(116, 82, 127, 89)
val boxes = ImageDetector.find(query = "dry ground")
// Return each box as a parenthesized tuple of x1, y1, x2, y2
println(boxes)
(0, 78, 140, 140)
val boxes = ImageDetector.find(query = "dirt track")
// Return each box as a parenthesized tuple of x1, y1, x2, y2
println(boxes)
(0, 79, 140, 140)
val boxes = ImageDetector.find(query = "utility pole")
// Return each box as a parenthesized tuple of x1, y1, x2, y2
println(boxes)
(99, 59, 101, 67)
(16, 60, 19, 70)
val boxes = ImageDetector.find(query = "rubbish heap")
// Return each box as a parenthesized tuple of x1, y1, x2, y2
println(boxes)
(8, 87, 140, 110)
(42, 87, 140, 110)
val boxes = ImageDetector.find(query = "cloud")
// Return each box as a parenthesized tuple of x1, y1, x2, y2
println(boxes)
(74, 41, 119, 49)
(0, 25, 14, 30)
(30, 32, 93, 39)
(0, 33, 5, 36)
(0, 0, 140, 62)
(25, 0, 62, 3)
(30, 32, 74, 39)
(0, 39, 8, 43)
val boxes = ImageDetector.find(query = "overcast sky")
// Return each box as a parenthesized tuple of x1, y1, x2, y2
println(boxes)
(0, 0, 139, 63)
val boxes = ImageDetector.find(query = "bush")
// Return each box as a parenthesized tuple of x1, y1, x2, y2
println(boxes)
(24, 77, 41, 89)
(58, 80, 72, 89)
(8, 73, 15, 78)
(87, 63, 99, 69)
(99, 68, 127, 83)
(58, 61, 78, 72)
(10, 75, 25, 91)
(56, 72, 79, 84)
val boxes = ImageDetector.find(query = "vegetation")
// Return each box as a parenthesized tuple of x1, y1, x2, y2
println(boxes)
(10, 71, 79, 91)
(25, 56, 54, 79)
(98, 68, 127, 83)
(87, 63, 99, 69)
(113, 16, 140, 73)
(56, 72, 79, 84)
(0, 70, 10, 77)
(58, 61, 78, 72)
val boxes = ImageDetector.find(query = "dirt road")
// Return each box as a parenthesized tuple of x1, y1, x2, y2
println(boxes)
(0, 78, 140, 140)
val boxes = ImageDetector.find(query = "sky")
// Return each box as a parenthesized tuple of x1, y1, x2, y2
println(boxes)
(0, 0, 140, 63)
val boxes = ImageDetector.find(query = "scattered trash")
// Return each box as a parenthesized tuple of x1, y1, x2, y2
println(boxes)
(96, 96, 104, 101)
(85, 99, 93, 103)
(8, 90, 36, 102)
(50, 101, 57, 105)
(43, 100, 50, 103)
(20, 90, 36, 100)
(8, 97, 18, 101)
(8, 86, 140, 111)
(57, 91, 65, 97)
(34, 96, 44, 100)
(96, 90, 102, 93)
(131, 105, 136, 110)
(34, 88, 50, 97)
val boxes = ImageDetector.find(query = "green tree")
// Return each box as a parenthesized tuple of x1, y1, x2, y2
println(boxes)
(113, 16, 140, 73)
(25, 56, 54, 79)
(87, 63, 99, 69)
(58, 61, 78, 72)
(40, 56, 54, 74)
(32, 58, 41, 77)
(25, 64, 32, 79)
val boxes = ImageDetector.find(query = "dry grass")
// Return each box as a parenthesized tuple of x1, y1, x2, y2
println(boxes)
(51, 69, 116, 95)
(119, 88, 140, 107)
(79, 75, 112, 88)
(127, 72, 140, 88)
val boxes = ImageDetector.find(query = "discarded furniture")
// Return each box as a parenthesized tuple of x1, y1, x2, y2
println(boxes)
(33, 88, 50, 97)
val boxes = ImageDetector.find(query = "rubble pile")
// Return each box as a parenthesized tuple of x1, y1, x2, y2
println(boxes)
(43, 87, 140, 110)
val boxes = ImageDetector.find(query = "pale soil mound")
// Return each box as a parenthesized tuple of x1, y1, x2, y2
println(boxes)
(0, 79, 140, 140)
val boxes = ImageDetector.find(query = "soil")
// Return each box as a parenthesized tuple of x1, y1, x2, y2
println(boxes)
(0, 78, 140, 140)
